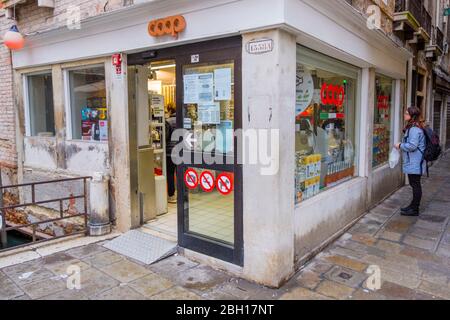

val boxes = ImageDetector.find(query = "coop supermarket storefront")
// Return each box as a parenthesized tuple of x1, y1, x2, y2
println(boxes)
(12, 0, 411, 286)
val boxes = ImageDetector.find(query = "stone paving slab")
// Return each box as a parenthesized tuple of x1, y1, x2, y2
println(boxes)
(20, 277, 66, 300)
(82, 250, 125, 268)
(102, 259, 152, 283)
(76, 267, 120, 297)
(0, 270, 24, 300)
(39, 289, 89, 300)
(128, 273, 175, 298)
(148, 286, 202, 300)
(91, 285, 146, 300)
(66, 243, 108, 260)
(1, 153, 450, 300)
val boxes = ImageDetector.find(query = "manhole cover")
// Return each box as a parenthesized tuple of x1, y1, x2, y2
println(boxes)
(338, 272, 353, 280)
(324, 265, 366, 288)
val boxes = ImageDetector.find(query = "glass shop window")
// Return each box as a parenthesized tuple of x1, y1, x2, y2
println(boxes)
(68, 65, 107, 141)
(26, 72, 55, 137)
(182, 61, 235, 157)
(295, 46, 359, 205)
(373, 75, 394, 168)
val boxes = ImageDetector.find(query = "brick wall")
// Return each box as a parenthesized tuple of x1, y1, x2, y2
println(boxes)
(0, 13, 15, 177)
(0, 0, 135, 183)
(351, 0, 395, 36)
(14, 0, 126, 35)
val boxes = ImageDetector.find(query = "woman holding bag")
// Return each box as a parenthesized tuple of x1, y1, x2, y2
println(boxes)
(394, 106, 426, 217)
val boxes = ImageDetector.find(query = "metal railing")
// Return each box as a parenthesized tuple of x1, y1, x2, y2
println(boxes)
(436, 27, 444, 51)
(421, 7, 432, 36)
(448, 20, 450, 43)
(395, 0, 423, 20)
(0, 176, 91, 252)
(395, 0, 433, 34)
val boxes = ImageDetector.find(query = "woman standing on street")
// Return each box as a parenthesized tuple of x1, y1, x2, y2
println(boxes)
(395, 106, 426, 217)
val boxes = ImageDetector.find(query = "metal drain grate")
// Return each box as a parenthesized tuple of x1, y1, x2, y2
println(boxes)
(103, 230, 177, 265)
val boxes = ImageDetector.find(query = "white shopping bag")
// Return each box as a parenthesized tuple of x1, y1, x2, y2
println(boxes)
(389, 148, 400, 169)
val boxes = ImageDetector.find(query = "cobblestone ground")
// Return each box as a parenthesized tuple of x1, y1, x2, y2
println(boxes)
(1, 154, 450, 300)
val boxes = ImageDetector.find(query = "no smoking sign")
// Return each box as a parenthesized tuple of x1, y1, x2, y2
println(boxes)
(184, 169, 199, 189)
(200, 171, 215, 193)
(216, 173, 233, 195)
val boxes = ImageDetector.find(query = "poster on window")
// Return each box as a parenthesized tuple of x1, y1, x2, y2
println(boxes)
(99, 120, 108, 141)
(183, 73, 214, 104)
(183, 74, 199, 104)
(81, 121, 94, 141)
(214, 68, 232, 101)
(151, 95, 165, 118)
(296, 64, 314, 116)
(216, 120, 233, 154)
(198, 103, 220, 124)
(198, 73, 214, 103)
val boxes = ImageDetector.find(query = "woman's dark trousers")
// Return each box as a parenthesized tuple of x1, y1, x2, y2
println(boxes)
(408, 174, 422, 210)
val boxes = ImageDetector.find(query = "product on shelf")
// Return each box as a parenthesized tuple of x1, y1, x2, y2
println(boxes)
(372, 124, 389, 167)
(81, 97, 108, 141)
(325, 160, 354, 187)
(295, 152, 322, 204)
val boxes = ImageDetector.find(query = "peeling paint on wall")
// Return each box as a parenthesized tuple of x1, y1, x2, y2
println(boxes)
(24, 137, 57, 170)
(65, 141, 109, 174)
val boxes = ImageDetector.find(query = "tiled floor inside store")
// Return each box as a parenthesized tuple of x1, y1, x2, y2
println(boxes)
(144, 191, 234, 244)
(189, 192, 234, 244)
(144, 203, 178, 240)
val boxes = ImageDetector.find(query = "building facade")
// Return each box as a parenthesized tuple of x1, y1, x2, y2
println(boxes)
(0, 0, 449, 287)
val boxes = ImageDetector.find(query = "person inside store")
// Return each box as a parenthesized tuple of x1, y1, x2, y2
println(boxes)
(395, 106, 426, 217)
(165, 103, 177, 204)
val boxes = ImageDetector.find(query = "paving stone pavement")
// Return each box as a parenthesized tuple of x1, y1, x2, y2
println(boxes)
(1, 153, 450, 300)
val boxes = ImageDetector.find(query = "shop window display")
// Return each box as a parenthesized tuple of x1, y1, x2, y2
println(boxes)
(295, 46, 358, 205)
(373, 75, 394, 168)
(68, 66, 107, 141)
(26, 72, 55, 137)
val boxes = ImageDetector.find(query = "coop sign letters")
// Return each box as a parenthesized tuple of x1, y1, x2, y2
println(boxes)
(320, 83, 345, 108)
(148, 15, 186, 37)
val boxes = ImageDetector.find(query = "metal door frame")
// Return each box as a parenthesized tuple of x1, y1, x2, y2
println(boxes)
(128, 36, 244, 266)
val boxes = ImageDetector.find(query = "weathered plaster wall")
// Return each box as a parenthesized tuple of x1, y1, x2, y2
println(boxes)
(65, 141, 109, 175)
(108, 54, 135, 232)
(294, 178, 368, 264)
(242, 29, 296, 287)
(371, 165, 403, 206)
(23, 137, 57, 169)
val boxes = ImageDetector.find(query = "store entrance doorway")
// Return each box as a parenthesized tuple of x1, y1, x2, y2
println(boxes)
(128, 36, 243, 266)
(144, 60, 178, 241)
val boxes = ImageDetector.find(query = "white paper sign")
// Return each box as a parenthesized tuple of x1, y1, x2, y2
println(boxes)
(183, 118, 192, 129)
(197, 73, 214, 104)
(151, 95, 165, 117)
(183, 73, 214, 104)
(191, 54, 200, 63)
(198, 103, 220, 124)
(214, 68, 232, 101)
(183, 74, 199, 104)
(216, 120, 233, 154)
(296, 64, 314, 116)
